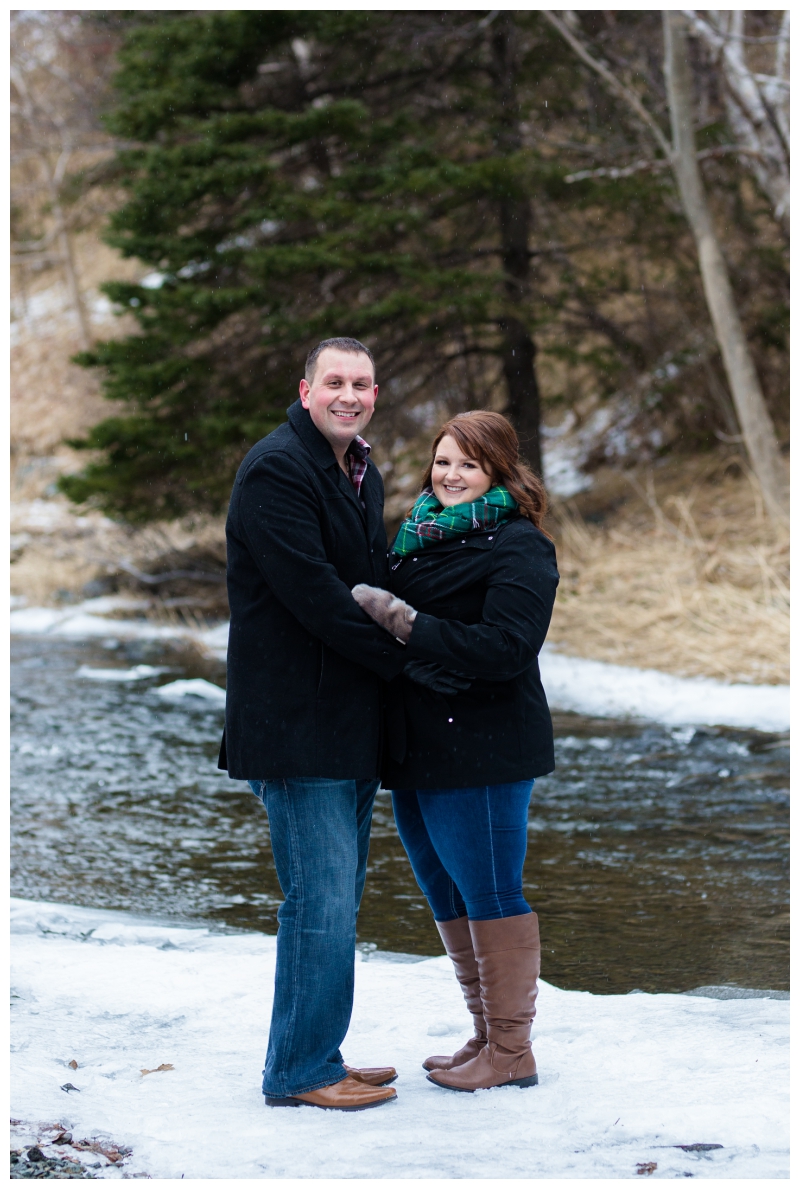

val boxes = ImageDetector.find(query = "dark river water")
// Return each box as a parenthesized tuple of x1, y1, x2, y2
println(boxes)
(11, 633, 789, 995)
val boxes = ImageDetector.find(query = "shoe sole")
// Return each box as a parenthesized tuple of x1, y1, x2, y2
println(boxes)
(265, 1094, 396, 1111)
(426, 1073, 538, 1093)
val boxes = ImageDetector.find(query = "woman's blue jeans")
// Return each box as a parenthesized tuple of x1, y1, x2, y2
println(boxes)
(392, 781, 534, 921)
(249, 777, 379, 1098)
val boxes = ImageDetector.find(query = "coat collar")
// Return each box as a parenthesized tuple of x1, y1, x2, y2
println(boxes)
(393, 519, 518, 559)
(286, 399, 383, 531)
(287, 399, 339, 470)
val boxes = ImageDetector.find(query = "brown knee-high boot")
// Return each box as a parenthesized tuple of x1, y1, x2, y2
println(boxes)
(422, 917, 488, 1072)
(427, 912, 540, 1092)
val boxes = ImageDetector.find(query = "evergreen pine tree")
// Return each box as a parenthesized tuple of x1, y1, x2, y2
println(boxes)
(62, 10, 771, 521)
(57, 11, 576, 519)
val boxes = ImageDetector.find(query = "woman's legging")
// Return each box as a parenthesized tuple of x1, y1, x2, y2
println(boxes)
(391, 780, 534, 921)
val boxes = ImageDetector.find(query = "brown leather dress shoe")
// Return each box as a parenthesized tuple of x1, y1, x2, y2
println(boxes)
(344, 1063, 398, 1086)
(265, 1074, 396, 1111)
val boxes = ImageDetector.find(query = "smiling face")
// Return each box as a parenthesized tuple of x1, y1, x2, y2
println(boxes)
(431, 433, 494, 507)
(299, 347, 377, 464)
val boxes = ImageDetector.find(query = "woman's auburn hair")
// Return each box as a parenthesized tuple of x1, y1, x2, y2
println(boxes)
(419, 410, 550, 535)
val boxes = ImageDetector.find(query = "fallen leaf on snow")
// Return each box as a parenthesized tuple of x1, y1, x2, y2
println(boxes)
(60, 1082, 80, 1093)
(73, 1139, 129, 1163)
(68, 1059, 78, 1070)
(636, 1162, 657, 1176)
(140, 1063, 174, 1076)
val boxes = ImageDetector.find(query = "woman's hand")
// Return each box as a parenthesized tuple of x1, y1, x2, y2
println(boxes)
(403, 659, 473, 694)
(352, 584, 417, 643)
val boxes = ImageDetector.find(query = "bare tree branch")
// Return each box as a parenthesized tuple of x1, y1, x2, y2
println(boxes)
(11, 64, 91, 349)
(541, 10, 673, 160)
(564, 144, 767, 183)
(682, 9, 789, 230)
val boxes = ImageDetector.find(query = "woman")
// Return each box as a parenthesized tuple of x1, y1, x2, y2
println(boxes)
(352, 410, 558, 1094)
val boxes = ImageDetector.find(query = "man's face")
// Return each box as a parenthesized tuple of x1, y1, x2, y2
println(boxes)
(299, 348, 378, 455)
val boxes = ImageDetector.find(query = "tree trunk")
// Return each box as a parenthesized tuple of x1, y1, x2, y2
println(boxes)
(491, 13, 543, 477)
(663, 12, 787, 520)
(50, 182, 91, 352)
(683, 10, 789, 235)
(500, 315, 542, 475)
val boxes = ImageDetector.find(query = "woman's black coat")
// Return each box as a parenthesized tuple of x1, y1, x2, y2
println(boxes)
(384, 517, 559, 789)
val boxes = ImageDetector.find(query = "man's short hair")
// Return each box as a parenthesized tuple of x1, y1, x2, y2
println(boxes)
(305, 337, 375, 383)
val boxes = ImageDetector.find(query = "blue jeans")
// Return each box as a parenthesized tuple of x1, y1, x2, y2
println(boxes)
(249, 777, 380, 1098)
(391, 781, 534, 921)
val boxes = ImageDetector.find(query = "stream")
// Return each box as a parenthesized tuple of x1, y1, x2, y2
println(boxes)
(11, 633, 789, 994)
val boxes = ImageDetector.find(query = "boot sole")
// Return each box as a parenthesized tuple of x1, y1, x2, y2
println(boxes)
(426, 1072, 538, 1093)
(265, 1094, 396, 1111)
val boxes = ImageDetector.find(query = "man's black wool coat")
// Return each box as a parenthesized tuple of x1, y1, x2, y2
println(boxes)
(219, 400, 408, 780)
(384, 517, 560, 789)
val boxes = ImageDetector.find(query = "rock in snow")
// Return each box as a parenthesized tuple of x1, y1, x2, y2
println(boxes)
(155, 678, 227, 703)
(11, 899, 788, 1180)
(76, 664, 166, 682)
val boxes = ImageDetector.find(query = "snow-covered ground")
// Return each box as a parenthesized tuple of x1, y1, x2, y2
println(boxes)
(11, 899, 789, 1180)
(10, 597, 230, 658)
(538, 645, 789, 733)
(11, 599, 789, 731)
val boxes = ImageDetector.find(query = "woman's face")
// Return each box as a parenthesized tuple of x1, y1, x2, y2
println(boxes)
(431, 434, 494, 507)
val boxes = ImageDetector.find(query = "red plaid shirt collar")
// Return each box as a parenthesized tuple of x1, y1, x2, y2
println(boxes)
(346, 435, 371, 500)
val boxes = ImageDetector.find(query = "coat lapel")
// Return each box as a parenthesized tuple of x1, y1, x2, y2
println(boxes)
(286, 398, 368, 524)
(286, 399, 339, 472)
(361, 460, 383, 541)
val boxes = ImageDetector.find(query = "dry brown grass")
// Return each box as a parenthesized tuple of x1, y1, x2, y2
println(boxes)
(547, 454, 789, 685)
(10, 499, 227, 610)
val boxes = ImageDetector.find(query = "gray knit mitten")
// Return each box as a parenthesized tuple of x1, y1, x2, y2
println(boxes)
(352, 584, 417, 643)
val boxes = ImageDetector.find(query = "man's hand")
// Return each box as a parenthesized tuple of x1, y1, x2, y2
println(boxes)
(352, 584, 417, 643)
(403, 659, 473, 695)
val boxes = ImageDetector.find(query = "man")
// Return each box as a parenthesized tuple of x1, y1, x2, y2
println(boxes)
(219, 337, 410, 1110)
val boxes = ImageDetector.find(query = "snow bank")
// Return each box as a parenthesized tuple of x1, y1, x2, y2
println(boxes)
(539, 645, 790, 733)
(11, 899, 789, 1180)
(10, 597, 228, 658)
(11, 601, 788, 731)
(10, 599, 186, 644)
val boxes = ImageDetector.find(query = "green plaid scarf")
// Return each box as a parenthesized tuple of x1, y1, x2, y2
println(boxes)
(392, 485, 518, 556)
